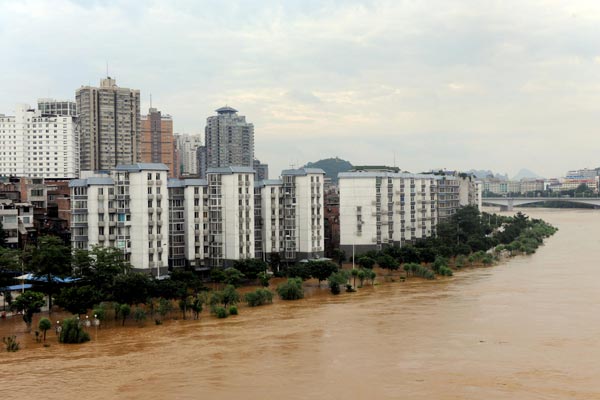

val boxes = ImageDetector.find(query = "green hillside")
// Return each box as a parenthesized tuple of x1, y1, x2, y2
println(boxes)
(304, 157, 353, 183)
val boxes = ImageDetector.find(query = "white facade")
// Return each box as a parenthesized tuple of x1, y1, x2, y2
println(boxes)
(70, 163, 170, 276)
(175, 134, 202, 175)
(254, 168, 325, 262)
(339, 171, 439, 254)
(207, 166, 255, 267)
(0, 104, 79, 178)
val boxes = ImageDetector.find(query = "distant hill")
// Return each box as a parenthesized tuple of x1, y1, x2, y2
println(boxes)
(512, 168, 543, 181)
(304, 157, 353, 183)
(468, 169, 509, 180)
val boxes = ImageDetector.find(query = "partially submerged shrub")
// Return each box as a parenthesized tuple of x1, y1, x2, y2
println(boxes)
(59, 318, 90, 344)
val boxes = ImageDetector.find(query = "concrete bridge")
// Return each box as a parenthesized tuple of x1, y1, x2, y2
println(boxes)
(482, 197, 600, 211)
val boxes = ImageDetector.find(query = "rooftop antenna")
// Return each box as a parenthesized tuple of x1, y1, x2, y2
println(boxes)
(106, 61, 109, 78)
(393, 151, 396, 168)
(150, 93, 152, 109)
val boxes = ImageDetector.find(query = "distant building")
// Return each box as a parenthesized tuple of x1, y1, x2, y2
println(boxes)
(141, 108, 176, 177)
(175, 134, 202, 175)
(37, 99, 77, 116)
(76, 77, 141, 171)
(253, 159, 269, 181)
(197, 146, 207, 179)
(205, 106, 254, 169)
(0, 104, 79, 178)
(0, 201, 35, 249)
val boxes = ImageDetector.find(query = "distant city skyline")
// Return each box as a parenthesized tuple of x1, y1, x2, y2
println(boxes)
(1, 0, 599, 177)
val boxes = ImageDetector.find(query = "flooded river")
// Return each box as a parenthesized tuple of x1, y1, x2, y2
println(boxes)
(2, 209, 600, 399)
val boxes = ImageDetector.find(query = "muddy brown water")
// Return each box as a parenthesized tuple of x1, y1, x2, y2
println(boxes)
(1, 209, 599, 399)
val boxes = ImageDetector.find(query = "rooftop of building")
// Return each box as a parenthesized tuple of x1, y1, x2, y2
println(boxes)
(338, 171, 440, 180)
(69, 177, 114, 187)
(215, 106, 238, 114)
(351, 165, 401, 173)
(167, 178, 208, 188)
(115, 163, 169, 172)
(207, 166, 255, 174)
(281, 168, 326, 176)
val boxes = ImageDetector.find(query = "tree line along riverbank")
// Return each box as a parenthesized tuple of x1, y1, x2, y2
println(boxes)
(0, 206, 557, 351)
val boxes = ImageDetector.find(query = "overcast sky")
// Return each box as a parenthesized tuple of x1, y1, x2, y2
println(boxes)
(1, 0, 599, 178)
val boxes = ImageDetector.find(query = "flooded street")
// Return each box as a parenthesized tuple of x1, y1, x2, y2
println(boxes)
(2, 209, 600, 399)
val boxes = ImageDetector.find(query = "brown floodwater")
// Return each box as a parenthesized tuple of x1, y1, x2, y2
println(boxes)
(1, 209, 600, 399)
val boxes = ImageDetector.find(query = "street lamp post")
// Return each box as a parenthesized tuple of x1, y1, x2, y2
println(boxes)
(93, 314, 100, 340)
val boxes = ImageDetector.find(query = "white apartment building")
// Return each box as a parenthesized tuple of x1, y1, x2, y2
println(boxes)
(254, 168, 325, 263)
(339, 170, 439, 255)
(167, 178, 209, 270)
(175, 134, 202, 175)
(0, 104, 79, 178)
(206, 166, 255, 267)
(70, 163, 170, 276)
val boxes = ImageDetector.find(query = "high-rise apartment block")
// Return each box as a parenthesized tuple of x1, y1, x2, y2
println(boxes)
(339, 170, 439, 255)
(205, 106, 254, 169)
(141, 108, 176, 177)
(70, 163, 170, 276)
(0, 104, 79, 178)
(76, 77, 141, 171)
(175, 134, 202, 175)
(254, 168, 325, 263)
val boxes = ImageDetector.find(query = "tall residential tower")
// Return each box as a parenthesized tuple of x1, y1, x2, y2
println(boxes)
(76, 77, 141, 171)
(205, 106, 254, 169)
(141, 107, 176, 177)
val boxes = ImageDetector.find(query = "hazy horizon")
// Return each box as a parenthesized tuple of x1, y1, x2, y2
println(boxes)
(1, 0, 598, 178)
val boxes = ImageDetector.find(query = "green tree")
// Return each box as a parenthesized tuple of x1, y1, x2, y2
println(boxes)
(38, 317, 52, 341)
(357, 256, 375, 269)
(286, 264, 312, 280)
(328, 271, 349, 295)
(357, 269, 366, 287)
(276, 278, 304, 300)
(221, 285, 240, 308)
(350, 269, 359, 287)
(157, 298, 173, 321)
(55, 285, 101, 316)
(257, 271, 270, 287)
(24, 236, 72, 313)
(332, 248, 346, 266)
(11, 291, 45, 331)
(245, 288, 273, 307)
(222, 268, 245, 287)
(118, 304, 131, 326)
(377, 254, 399, 273)
(190, 295, 203, 320)
(308, 260, 339, 287)
(233, 259, 267, 281)
(74, 246, 132, 296)
(59, 318, 90, 344)
(112, 272, 154, 305)
(133, 307, 147, 326)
